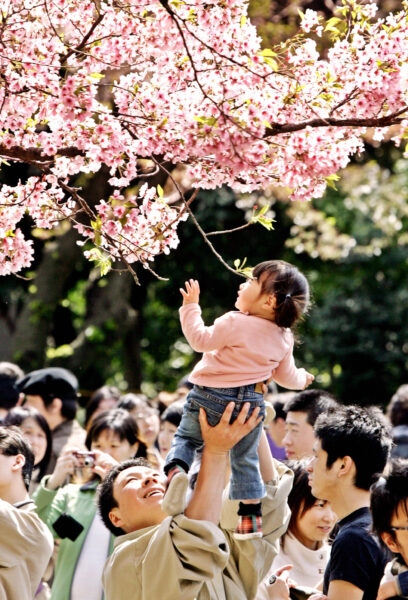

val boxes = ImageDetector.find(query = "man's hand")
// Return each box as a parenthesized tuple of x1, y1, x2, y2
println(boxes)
(180, 279, 200, 305)
(199, 401, 262, 456)
(267, 565, 292, 600)
(376, 580, 398, 600)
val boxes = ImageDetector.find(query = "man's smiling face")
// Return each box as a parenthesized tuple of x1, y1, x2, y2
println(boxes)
(109, 466, 168, 533)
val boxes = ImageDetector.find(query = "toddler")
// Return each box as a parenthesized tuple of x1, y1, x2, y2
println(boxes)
(165, 260, 314, 539)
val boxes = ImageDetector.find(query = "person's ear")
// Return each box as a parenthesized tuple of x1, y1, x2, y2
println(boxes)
(48, 397, 62, 415)
(265, 294, 276, 309)
(337, 455, 354, 478)
(109, 507, 125, 530)
(381, 531, 399, 554)
(11, 453, 26, 473)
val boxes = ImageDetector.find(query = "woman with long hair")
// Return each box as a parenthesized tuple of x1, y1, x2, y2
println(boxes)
(4, 406, 52, 493)
(34, 408, 147, 600)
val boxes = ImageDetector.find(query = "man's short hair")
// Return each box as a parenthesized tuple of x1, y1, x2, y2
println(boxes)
(98, 457, 153, 536)
(18, 367, 79, 420)
(0, 426, 34, 491)
(283, 389, 338, 427)
(371, 459, 408, 549)
(387, 384, 408, 427)
(315, 405, 392, 490)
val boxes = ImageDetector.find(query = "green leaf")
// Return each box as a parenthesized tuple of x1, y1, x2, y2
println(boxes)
(240, 15, 246, 27)
(194, 116, 218, 127)
(157, 184, 164, 197)
(259, 48, 277, 58)
(88, 73, 105, 80)
(234, 257, 253, 277)
(86, 248, 112, 277)
(325, 174, 340, 190)
(263, 57, 278, 71)
(251, 204, 275, 231)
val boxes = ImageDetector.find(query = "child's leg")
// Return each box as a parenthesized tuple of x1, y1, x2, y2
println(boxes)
(164, 393, 204, 476)
(229, 412, 266, 540)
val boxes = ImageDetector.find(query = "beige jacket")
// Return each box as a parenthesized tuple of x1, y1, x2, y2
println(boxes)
(0, 499, 54, 600)
(103, 461, 293, 600)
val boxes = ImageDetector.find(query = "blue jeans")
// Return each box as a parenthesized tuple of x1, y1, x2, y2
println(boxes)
(165, 384, 266, 500)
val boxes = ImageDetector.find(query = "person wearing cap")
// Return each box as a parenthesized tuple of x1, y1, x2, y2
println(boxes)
(18, 367, 86, 474)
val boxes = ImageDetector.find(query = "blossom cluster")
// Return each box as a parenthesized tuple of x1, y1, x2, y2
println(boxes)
(1, 0, 408, 274)
(76, 184, 189, 266)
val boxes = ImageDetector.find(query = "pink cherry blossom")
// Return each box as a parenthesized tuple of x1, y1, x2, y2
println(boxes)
(0, 0, 408, 276)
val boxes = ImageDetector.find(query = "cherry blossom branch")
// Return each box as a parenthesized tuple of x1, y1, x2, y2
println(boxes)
(206, 221, 254, 236)
(0, 145, 84, 162)
(264, 108, 408, 136)
(59, 8, 105, 64)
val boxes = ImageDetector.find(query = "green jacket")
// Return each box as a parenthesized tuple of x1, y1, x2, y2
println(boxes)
(34, 476, 114, 600)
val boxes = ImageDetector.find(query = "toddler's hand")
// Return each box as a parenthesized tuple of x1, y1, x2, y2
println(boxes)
(304, 371, 315, 389)
(180, 279, 200, 305)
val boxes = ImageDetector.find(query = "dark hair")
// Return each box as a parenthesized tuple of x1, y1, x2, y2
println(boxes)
(160, 402, 183, 428)
(85, 385, 121, 428)
(284, 389, 338, 427)
(387, 385, 408, 427)
(85, 409, 147, 458)
(267, 393, 294, 421)
(117, 393, 148, 413)
(3, 407, 52, 482)
(315, 405, 392, 490)
(284, 460, 321, 547)
(0, 426, 34, 490)
(36, 394, 77, 421)
(98, 457, 153, 536)
(371, 459, 408, 549)
(0, 374, 20, 411)
(252, 260, 310, 328)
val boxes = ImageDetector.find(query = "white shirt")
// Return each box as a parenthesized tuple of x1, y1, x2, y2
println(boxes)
(256, 532, 331, 600)
(71, 511, 111, 600)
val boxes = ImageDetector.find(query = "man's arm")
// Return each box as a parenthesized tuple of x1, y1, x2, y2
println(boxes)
(326, 580, 364, 600)
(185, 401, 261, 523)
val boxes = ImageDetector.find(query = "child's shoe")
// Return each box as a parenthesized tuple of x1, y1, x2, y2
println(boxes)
(234, 501, 263, 540)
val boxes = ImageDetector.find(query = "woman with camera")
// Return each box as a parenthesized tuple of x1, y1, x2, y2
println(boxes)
(34, 408, 147, 600)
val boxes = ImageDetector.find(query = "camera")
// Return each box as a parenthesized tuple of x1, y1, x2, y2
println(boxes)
(73, 451, 95, 468)
(53, 513, 84, 541)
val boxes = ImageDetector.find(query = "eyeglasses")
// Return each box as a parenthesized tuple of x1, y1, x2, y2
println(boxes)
(390, 526, 408, 531)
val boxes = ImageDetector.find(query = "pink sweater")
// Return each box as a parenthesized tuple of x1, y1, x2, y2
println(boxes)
(180, 304, 308, 389)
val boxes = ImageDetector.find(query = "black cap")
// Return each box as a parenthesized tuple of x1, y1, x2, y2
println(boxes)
(17, 367, 78, 401)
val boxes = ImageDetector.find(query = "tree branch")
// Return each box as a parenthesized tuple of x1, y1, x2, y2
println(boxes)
(264, 108, 408, 136)
(0, 145, 85, 162)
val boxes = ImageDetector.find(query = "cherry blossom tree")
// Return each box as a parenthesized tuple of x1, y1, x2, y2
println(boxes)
(1, 0, 408, 281)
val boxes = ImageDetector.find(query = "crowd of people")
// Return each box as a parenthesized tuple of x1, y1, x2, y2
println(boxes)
(0, 259, 408, 600)
(1, 361, 408, 600)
